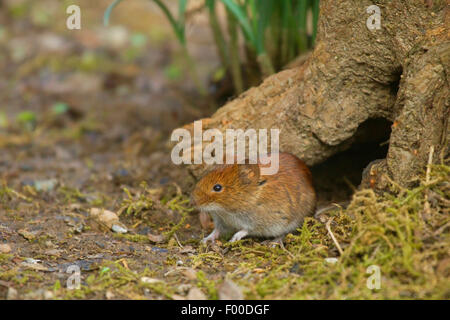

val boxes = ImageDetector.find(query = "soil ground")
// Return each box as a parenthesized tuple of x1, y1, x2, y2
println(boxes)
(0, 1, 448, 300)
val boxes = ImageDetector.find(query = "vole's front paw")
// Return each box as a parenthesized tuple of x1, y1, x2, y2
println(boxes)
(229, 230, 249, 242)
(202, 228, 220, 243)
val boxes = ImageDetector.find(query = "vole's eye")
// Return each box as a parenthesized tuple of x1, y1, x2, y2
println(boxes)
(212, 184, 223, 192)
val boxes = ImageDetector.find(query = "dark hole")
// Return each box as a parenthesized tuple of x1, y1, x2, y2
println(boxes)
(390, 66, 403, 96)
(311, 118, 392, 207)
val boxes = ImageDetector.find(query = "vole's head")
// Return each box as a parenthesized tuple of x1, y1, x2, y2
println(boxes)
(192, 163, 262, 212)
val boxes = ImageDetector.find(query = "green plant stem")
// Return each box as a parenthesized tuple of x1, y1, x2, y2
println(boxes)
(280, 0, 294, 66)
(268, 5, 281, 70)
(257, 52, 275, 78)
(208, 3, 229, 69)
(226, 7, 244, 94)
(298, 0, 308, 53)
(310, 0, 320, 45)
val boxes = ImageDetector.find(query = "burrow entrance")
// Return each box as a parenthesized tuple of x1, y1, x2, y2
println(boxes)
(311, 118, 392, 207)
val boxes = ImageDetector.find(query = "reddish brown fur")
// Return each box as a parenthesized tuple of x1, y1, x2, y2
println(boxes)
(192, 152, 316, 239)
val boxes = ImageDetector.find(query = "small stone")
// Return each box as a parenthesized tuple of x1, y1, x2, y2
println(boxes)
(186, 287, 207, 300)
(325, 257, 339, 264)
(90, 208, 127, 233)
(111, 224, 127, 234)
(151, 246, 168, 253)
(176, 284, 192, 294)
(147, 232, 166, 243)
(218, 279, 244, 300)
(21, 258, 49, 272)
(182, 268, 197, 280)
(34, 179, 57, 192)
(0, 243, 11, 253)
(7, 287, 18, 300)
(140, 277, 163, 284)
(24, 258, 41, 264)
(18, 229, 36, 241)
(44, 290, 54, 300)
(106, 290, 115, 300)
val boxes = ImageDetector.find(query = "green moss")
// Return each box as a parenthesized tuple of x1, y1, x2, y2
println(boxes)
(0, 268, 44, 286)
(118, 183, 154, 217)
(58, 186, 86, 203)
(230, 164, 450, 299)
(163, 194, 193, 239)
(117, 182, 193, 242)
(196, 270, 218, 300)
(6, 164, 447, 300)
(0, 253, 13, 263)
(0, 184, 32, 203)
(113, 233, 149, 243)
(0, 268, 18, 281)
(54, 260, 165, 299)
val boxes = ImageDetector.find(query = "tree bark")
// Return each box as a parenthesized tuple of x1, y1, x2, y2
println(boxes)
(177, 0, 449, 190)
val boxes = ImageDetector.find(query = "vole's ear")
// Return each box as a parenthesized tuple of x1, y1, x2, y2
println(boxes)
(237, 164, 260, 184)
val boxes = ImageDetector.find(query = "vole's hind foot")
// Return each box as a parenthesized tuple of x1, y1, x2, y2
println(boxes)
(229, 230, 249, 242)
(262, 236, 285, 249)
(202, 228, 220, 244)
(263, 236, 294, 257)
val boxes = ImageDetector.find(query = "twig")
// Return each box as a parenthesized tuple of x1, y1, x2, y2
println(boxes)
(163, 266, 189, 277)
(274, 238, 294, 259)
(430, 190, 450, 206)
(326, 218, 344, 256)
(433, 221, 450, 236)
(173, 232, 183, 249)
(424, 145, 434, 216)
(425, 145, 434, 184)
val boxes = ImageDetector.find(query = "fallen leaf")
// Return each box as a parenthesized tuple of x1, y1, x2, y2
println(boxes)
(0, 244, 12, 253)
(7, 287, 18, 300)
(325, 257, 339, 264)
(140, 277, 164, 284)
(186, 287, 207, 300)
(218, 279, 244, 300)
(44, 249, 61, 256)
(105, 290, 115, 300)
(90, 208, 127, 233)
(18, 229, 36, 241)
(179, 245, 195, 254)
(147, 232, 166, 243)
(21, 262, 49, 272)
(182, 268, 197, 280)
